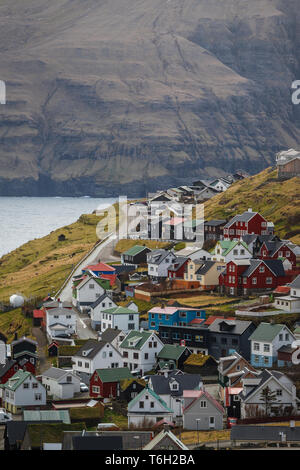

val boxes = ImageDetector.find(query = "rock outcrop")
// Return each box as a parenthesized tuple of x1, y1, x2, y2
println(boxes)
(0, 0, 299, 196)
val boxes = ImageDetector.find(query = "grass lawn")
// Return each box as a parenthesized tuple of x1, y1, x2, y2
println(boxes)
(0, 308, 33, 342)
(164, 293, 239, 308)
(101, 408, 128, 430)
(180, 429, 230, 445)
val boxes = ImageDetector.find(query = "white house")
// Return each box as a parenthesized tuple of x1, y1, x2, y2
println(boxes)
(274, 275, 300, 313)
(209, 178, 231, 192)
(148, 371, 203, 423)
(239, 369, 300, 419)
(127, 387, 173, 428)
(72, 339, 123, 378)
(73, 275, 107, 312)
(176, 246, 211, 261)
(120, 330, 164, 375)
(1, 370, 46, 414)
(41, 367, 81, 399)
(90, 293, 117, 330)
(249, 323, 296, 368)
(211, 240, 252, 263)
(45, 307, 77, 339)
(147, 250, 177, 280)
(100, 306, 139, 333)
(99, 328, 127, 353)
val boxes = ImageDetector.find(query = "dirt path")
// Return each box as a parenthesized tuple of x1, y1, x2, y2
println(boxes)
(32, 327, 52, 374)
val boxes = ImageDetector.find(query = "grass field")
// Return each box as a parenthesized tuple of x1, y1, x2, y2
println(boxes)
(0, 308, 32, 342)
(180, 429, 230, 445)
(163, 293, 239, 308)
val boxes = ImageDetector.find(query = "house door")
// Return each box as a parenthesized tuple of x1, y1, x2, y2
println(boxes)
(209, 416, 215, 429)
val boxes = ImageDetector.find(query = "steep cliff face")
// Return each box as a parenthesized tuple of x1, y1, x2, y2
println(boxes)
(0, 0, 299, 196)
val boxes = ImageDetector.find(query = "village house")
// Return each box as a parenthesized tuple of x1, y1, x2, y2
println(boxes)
(274, 274, 300, 313)
(1, 370, 46, 414)
(147, 249, 177, 280)
(89, 293, 117, 330)
(41, 367, 81, 399)
(182, 389, 225, 430)
(223, 209, 273, 240)
(159, 324, 210, 355)
(100, 306, 139, 334)
(204, 219, 227, 242)
(211, 240, 252, 263)
(143, 427, 188, 451)
(148, 306, 205, 331)
(259, 241, 297, 268)
(148, 370, 203, 423)
(119, 330, 164, 375)
(72, 275, 110, 312)
(89, 367, 134, 398)
(72, 339, 123, 379)
(175, 245, 212, 261)
(184, 259, 226, 289)
(127, 386, 173, 428)
(276, 148, 300, 180)
(167, 256, 189, 280)
(156, 345, 192, 371)
(121, 245, 151, 265)
(10, 337, 38, 373)
(219, 259, 287, 296)
(208, 318, 256, 360)
(249, 322, 296, 368)
(98, 328, 127, 352)
(238, 369, 299, 419)
(183, 354, 219, 381)
(117, 378, 146, 402)
(45, 307, 77, 339)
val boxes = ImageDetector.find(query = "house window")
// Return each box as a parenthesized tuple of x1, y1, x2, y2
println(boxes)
(89, 284, 95, 289)
(200, 400, 207, 408)
(129, 315, 134, 321)
(266, 277, 272, 285)
(144, 353, 149, 360)
(35, 394, 42, 401)
(150, 402, 154, 408)
(139, 401, 144, 408)
(276, 390, 282, 396)
(133, 353, 139, 360)
(92, 386, 100, 394)
(259, 266, 265, 273)
(78, 361, 82, 367)
(252, 277, 257, 285)
(85, 362, 89, 368)
(32, 383, 38, 388)
(23, 383, 29, 389)
(279, 334, 283, 341)
(263, 344, 270, 352)
(253, 343, 259, 351)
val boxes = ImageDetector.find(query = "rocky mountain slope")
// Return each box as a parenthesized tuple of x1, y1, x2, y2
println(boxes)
(0, 0, 300, 196)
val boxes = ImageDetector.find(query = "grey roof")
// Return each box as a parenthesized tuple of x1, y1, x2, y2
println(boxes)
(45, 307, 76, 316)
(72, 435, 123, 450)
(41, 367, 72, 380)
(195, 260, 216, 275)
(90, 293, 115, 309)
(43, 300, 73, 309)
(100, 328, 123, 343)
(0, 359, 17, 378)
(224, 211, 258, 229)
(63, 431, 152, 450)
(149, 371, 202, 397)
(204, 220, 227, 227)
(5, 421, 28, 446)
(240, 369, 286, 400)
(73, 339, 107, 359)
(147, 249, 175, 265)
(290, 275, 300, 289)
(209, 319, 253, 335)
(168, 257, 189, 272)
(231, 425, 300, 442)
(242, 259, 285, 278)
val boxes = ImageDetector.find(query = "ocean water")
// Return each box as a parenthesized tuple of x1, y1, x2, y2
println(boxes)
(0, 197, 117, 258)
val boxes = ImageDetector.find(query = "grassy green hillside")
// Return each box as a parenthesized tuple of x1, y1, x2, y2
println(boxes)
(205, 168, 300, 244)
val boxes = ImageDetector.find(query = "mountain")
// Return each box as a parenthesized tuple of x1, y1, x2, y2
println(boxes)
(0, 0, 300, 196)
(205, 167, 300, 244)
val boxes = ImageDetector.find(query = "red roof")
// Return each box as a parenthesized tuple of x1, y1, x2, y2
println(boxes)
(183, 390, 224, 414)
(189, 318, 205, 325)
(84, 262, 116, 272)
(204, 315, 235, 325)
(273, 285, 290, 294)
(33, 309, 45, 319)
(100, 274, 117, 286)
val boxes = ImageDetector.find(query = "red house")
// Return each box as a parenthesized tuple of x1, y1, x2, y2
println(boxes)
(219, 259, 287, 296)
(89, 367, 134, 399)
(0, 358, 35, 384)
(223, 210, 273, 240)
(259, 241, 297, 268)
(168, 257, 189, 280)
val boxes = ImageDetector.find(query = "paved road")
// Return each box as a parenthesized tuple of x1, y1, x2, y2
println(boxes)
(32, 327, 52, 374)
(76, 310, 97, 340)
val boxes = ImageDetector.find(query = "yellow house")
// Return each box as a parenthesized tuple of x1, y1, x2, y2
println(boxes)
(184, 259, 226, 289)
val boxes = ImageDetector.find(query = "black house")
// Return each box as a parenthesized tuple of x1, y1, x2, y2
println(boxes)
(204, 220, 227, 242)
(121, 245, 151, 265)
(11, 337, 38, 368)
(158, 324, 210, 355)
(117, 378, 146, 402)
(208, 319, 256, 361)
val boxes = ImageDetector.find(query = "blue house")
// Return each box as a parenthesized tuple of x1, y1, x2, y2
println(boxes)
(148, 306, 206, 330)
(249, 322, 296, 368)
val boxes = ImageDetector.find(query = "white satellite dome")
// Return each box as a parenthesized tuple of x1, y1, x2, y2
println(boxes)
(10, 294, 24, 308)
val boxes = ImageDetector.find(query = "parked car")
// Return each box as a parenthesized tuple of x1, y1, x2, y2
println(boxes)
(80, 382, 89, 392)
(0, 408, 12, 423)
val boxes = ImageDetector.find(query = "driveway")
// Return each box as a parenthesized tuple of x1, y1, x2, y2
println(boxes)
(32, 327, 52, 374)
(75, 310, 97, 340)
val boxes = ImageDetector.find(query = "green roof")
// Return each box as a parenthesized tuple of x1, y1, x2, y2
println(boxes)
(124, 245, 148, 256)
(4, 370, 32, 391)
(95, 367, 134, 383)
(212, 240, 250, 256)
(158, 344, 187, 361)
(249, 323, 287, 342)
(102, 306, 138, 315)
(120, 330, 153, 350)
(27, 423, 85, 447)
(128, 387, 173, 412)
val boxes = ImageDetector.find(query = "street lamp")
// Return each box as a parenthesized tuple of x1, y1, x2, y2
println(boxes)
(196, 419, 201, 446)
